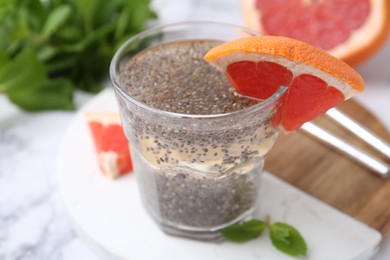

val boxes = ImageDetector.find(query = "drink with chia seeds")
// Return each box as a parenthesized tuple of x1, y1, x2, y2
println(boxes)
(110, 22, 286, 240)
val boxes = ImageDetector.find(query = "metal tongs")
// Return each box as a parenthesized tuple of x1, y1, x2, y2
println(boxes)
(300, 108, 390, 179)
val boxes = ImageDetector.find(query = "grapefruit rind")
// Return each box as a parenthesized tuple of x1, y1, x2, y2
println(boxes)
(204, 36, 364, 99)
(241, 0, 390, 66)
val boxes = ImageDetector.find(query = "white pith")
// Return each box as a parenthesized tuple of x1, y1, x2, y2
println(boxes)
(241, 0, 385, 61)
(213, 52, 359, 99)
(99, 151, 120, 178)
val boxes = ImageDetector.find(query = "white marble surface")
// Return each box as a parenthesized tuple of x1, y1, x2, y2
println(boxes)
(0, 0, 390, 259)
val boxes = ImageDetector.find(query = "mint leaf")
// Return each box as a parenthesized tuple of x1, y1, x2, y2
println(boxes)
(0, 48, 46, 93)
(269, 222, 307, 257)
(42, 5, 72, 38)
(0, 50, 9, 70)
(0, 0, 156, 111)
(220, 220, 266, 242)
(7, 79, 74, 111)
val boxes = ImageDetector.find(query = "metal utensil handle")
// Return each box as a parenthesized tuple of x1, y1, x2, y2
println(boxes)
(326, 108, 390, 159)
(301, 122, 390, 179)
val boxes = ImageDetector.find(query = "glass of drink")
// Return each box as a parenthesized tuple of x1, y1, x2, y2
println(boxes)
(110, 22, 286, 240)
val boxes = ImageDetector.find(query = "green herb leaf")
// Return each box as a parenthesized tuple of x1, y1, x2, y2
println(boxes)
(0, 51, 9, 70)
(42, 5, 72, 38)
(220, 220, 266, 242)
(0, 0, 156, 111)
(7, 78, 74, 111)
(269, 222, 307, 257)
(0, 48, 46, 93)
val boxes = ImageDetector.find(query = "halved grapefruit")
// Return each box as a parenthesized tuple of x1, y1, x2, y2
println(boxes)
(204, 36, 364, 131)
(85, 112, 132, 178)
(241, 0, 390, 66)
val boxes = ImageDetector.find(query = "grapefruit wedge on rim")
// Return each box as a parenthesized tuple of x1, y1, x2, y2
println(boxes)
(204, 36, 364, 132)
(241, 0, 390, 66)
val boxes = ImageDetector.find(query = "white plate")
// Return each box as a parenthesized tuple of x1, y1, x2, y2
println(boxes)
(57, 88, 381, 260)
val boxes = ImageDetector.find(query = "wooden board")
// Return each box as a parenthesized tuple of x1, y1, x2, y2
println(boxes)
(266, 100, 390, 239)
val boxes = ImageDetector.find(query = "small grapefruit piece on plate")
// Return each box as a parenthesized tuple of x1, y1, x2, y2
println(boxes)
(204, 36, 364, 132)
(85, 112, 132, 178)
(241, 0, 390, 66)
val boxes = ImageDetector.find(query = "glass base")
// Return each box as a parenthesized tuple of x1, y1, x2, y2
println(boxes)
(160, 224, 224, 241)
(155, 208, 256, 241)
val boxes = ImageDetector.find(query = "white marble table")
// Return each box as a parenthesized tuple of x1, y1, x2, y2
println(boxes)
(1, 0, 390, 259)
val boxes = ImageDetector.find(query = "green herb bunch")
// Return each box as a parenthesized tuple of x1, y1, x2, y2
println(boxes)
(221, 217, 308, 258)
(0, 0, 156, 110)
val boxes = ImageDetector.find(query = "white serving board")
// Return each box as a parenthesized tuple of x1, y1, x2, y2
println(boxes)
(57, 88, 381, 260)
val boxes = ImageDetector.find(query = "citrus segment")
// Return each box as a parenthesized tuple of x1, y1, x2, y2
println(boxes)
(85, 112, 132, 178)
(242, 0, 390, 66)
(283, 74, 345, 131)
(204, 36, 364, 131)
(227, 61, 293, 99)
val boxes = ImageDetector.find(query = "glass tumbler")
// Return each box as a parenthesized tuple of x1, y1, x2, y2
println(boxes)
(110, 22, 286, 240)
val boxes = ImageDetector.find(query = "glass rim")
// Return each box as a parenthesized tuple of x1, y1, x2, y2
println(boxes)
(109, 21, 287, 120)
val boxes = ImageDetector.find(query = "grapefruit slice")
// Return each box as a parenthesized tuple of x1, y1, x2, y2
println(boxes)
(85, 112, 132, 178)
(241, 0, 390, 66)
(204, 36, 364, 131)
